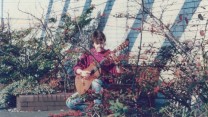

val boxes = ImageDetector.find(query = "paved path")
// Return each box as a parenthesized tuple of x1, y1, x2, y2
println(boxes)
(0, 108, 107, 117)
(0, 109, 66, 117)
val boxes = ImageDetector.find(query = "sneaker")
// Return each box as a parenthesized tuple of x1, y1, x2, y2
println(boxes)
(93, 99, 102, 105)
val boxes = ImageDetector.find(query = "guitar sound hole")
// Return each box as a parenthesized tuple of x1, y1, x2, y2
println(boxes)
(90, 70, 95, 75)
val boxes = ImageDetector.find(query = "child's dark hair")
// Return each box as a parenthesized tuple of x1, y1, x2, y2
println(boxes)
(91, 30, 106, 44)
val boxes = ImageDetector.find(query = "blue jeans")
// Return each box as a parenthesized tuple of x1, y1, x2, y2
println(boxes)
(66, 79, 103, 111)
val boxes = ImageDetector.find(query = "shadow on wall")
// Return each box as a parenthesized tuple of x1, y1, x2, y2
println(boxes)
(154, 0, 201, 67)
(98, 0, 116, 31)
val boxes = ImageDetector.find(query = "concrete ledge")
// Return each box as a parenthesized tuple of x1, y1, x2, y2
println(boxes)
(16, 93, 72, 111)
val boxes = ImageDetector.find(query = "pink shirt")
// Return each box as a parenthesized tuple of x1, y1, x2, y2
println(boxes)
(73, 48, 118, 75)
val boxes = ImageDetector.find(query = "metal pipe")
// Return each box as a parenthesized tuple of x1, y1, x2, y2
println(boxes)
(1, 0, 4, 30)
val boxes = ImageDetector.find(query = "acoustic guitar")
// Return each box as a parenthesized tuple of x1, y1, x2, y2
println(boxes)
(75, 39, 129, 95)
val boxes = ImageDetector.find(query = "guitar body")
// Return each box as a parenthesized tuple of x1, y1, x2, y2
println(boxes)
(75, 62, 101, 95)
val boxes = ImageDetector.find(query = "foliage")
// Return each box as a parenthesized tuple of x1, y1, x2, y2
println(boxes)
(52, 1, 208, 116)
(109, 99, 128, 117)
(1, 1, 208, 117)
(159, 102, 208, 117)
(0, 6, 95, 108)
(0, 79, 55, 108)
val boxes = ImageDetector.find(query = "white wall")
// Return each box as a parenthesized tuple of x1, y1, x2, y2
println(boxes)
(1, 0, 208, 80)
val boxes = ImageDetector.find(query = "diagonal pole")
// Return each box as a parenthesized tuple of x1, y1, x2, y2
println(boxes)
(1, 0, 4, 30)
(40, 0, 54, 39)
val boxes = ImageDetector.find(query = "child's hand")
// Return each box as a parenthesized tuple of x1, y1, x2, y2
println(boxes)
(80, 70, 91, 78)
(109, 53, 120, 65)
(76, 69, 91, 78)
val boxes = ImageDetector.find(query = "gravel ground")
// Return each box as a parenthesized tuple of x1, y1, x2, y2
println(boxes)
(0, 108, 67, 117)
(0, 108, 107, 117)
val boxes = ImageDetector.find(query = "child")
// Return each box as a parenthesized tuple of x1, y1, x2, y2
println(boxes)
(66, 30, 121, 111)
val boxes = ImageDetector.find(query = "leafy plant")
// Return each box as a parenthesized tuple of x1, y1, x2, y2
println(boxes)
(109, 99, 128, 117)
(0, 6, 96, 107)
(0, 79, 55, 108)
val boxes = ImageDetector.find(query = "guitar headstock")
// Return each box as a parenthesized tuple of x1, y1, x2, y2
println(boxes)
(113, 39, 129, 53)
(102, 39, 129, 65)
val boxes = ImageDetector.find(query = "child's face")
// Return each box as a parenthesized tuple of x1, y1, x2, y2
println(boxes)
(93, 41, 105, 52)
